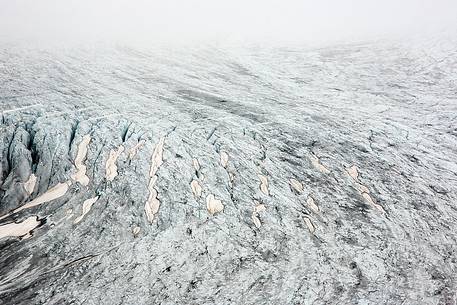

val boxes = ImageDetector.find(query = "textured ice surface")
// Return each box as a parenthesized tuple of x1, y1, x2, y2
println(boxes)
(0, 39, 457, 304)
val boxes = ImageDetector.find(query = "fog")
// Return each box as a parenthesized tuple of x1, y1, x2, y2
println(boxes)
(0, 0, 456, 46)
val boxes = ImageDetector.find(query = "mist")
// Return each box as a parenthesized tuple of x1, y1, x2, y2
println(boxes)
(0, 0, 456, 46)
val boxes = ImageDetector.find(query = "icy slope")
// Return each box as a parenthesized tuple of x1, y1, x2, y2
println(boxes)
(0, 40, 456, 304)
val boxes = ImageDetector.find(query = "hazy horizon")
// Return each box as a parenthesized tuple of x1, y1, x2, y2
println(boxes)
(1, 0, 456, 47)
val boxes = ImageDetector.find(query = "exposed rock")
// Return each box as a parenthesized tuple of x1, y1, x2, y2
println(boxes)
(303, 216, 315, 234)
(132, 226, 141, 236)
(105, 145, 124, 182)
(127, 139, 145, 160)
(206, 194, 224, 215)
(1, 181, 72, 220)
(258, 174, 270, 196)
(73, 196, 99, 224)
(251, 202, 266, 228)
(23, 174, 36, 196)
(190, 180, 202, 198)
(310, 154, 330, 174)
(71, 135, 91, 186)
(289, 178, 304, 193)
(144, 137, 165, 223)
(0, 216, 41, 240)
(306, 195, 319, 213)
(192, 158, 200, 172)
(220, 151, 229, 168)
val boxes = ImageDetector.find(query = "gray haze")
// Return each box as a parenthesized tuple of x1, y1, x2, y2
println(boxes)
(1, 0, 456, 46)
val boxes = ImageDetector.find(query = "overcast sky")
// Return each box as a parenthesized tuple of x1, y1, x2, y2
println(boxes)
(0, 0, 456, 46)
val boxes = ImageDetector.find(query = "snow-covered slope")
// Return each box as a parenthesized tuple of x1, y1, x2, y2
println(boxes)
(0, 39, 456, 304)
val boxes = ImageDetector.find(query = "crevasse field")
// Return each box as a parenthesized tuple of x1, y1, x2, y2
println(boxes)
(0, 38, 456, 304)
